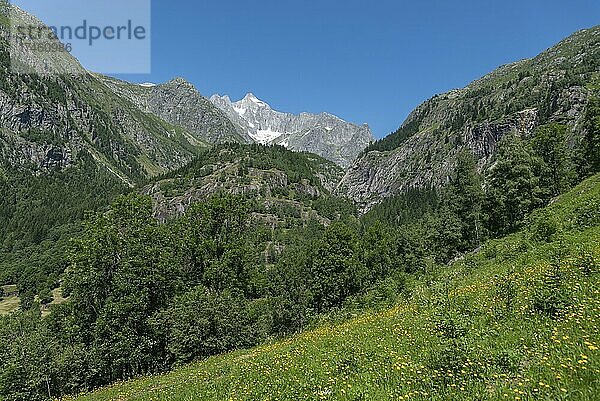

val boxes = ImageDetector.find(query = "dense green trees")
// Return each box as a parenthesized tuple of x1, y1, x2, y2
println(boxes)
(156, 287, 252, 365)
(442, 150, 484, 255)
(66, 194, 178, 381)
(583, 97, 600, 174)
(482, 121, 589, 238)
(533, 123, 574, 196)
(484, 134, 546, 236)
(308, 222, 364, 311)
(361, 221, 397, 281)
(0, 128, 593, 400)
(0, 311, 57, 401)
(176, 196, 251, 293)
(362, 188, 438, 228)
(0, 154, 127, 295)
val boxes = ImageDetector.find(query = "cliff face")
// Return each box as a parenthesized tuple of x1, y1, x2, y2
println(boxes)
(337, 26, 600, 210)
(99, 76, 249, 146)
(0, 6, 216, 185)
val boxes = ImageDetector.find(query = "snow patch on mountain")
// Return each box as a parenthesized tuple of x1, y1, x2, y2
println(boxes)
(233, 106, 247, 116)
(252, 128, 287, 144)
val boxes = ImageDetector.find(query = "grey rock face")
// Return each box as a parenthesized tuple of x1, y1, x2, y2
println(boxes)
(338, 108, 541, 211)
(0, 4, 231, 185)
(210, 93, 374, 167)
(99, 76, 248, 145)
(338, 26, 600, 211)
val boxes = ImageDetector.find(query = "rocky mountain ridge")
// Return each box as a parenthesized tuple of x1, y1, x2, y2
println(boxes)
(140, 143, 348, 225)
(0, 9, 212, 185)
(98, 76, 249, 145)
(1, 3, 374, 180)
(210, 92, 374, 167)
(337, 26, 600, 210)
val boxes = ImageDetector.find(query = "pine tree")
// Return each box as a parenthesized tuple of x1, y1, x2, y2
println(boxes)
(444, 149, 484, 254)
(583, 97, 600, 174)
(533, 123, 573, 197)
(484, 134, 545, 236)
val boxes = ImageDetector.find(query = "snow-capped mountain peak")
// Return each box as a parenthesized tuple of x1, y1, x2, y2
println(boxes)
(240, 92, 269, 108)
(209, 93, 374, 167)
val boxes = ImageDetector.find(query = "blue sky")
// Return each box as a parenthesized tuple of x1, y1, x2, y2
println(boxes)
(16, 0, 600, 139)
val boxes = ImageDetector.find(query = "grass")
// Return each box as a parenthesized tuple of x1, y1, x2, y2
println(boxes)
(0, 296, 19, 315)
(0, 285, 19, 315)
(69, 175, 600, 401)
(1, 286, 68, 317)
(41, 288, 67, 318)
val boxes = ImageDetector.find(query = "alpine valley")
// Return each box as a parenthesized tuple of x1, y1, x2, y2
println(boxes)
(0, 2, 599, 401)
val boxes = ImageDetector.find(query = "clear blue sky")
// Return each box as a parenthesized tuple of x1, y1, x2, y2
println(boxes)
(115, 1, 598, 138)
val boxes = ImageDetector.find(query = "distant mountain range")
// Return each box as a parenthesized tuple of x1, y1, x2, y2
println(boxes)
(98, 76, 249, 145)
(210, 93, 374, 167)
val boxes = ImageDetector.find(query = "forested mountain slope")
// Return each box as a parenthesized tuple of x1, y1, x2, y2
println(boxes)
(0, 3, 231, 299)
(72, 172, 600, 401)
(0, 142, 354, 313)
(143, 144, 349, 223)
(338, 26, 600, 210)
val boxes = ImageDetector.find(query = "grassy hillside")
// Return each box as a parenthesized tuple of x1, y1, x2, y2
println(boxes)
(69, 175, 600, 401)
